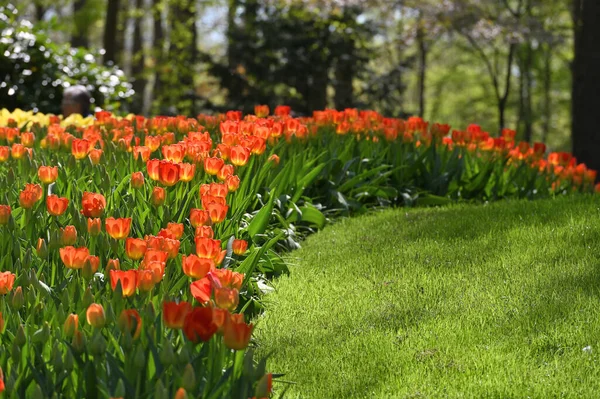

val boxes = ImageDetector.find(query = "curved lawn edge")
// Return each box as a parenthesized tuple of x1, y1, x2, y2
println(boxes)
(255, 195, 600, 398)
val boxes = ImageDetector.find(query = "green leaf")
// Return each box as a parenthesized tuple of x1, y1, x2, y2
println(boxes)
(299, 205, 326, 229)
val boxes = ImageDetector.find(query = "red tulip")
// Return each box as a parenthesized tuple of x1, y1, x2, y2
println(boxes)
(190, 277, 212, 304)
(183, 306, 218, 343)
(223, 315, 253, 350)
(163, 301, 192, 329)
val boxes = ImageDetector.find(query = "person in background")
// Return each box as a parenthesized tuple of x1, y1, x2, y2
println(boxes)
(61, 85, 92, 117)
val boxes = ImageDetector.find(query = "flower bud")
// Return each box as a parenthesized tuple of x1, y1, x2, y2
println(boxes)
(63, 313, 79, 338)
(174, 388, 188, 399)
(86, 303, 106, 328)
(131, 172, 145, 189)
(87, 218, 102, 236)
(90, 332, 107, 356)
(182, 364, 196, 391)
(151, 187, 165, 207)
(15, 324, 26, 347)
(82, 287, 94, 308)
(133, 345, 146, 369)
(159, 341, 175, 366)
(12, 286, 24, 309)
(71, 329, 85, 354)
(60, 225, 77, 246)
(36, 238, 47, 258)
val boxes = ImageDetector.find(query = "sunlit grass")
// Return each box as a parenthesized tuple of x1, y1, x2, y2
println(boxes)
(256, 195, 600, 398)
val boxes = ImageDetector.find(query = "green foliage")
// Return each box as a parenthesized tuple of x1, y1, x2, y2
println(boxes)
(0, 4, 133, 114)
(257, 196, 600, 397)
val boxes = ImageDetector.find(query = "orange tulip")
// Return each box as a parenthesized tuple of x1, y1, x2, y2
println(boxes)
(110, 270, 138, 297)
(38, 166, 58, 184)
(208, 183, 228, 198)
(254, 104, 269, 117)
(183, 307, 218, 343)
(143, 249, 169, 264)
(59, 246, 90, 269)
(118, 309, 142, 339)
(106, 258, 121, 275)
(81, 192, 106, 218)
(163, 301, 192, 329)
(133, 146, 151, 162)
(158, 160, 180, 186)
(86, 303, 106, 328)
(201, 194, 226, 210)
(87, 218, 102, 236)
(71, 138, 90, 160)
(226, 175, 240, 192)
(195, 225, 214, 238)
(178, 163, 196, 182)
(63, 313, 79, 337)
(0, 146, 9, 162)
(89, 149, 103, 165)
(47, 195, 69, 216)
(223, 315, 253, 350)
(147, 159, 160, 181)
(275, 105, 290, 116)
(230, 146, 250, 166)
(255, 374, 273, 398)
(204, 157, 224, 175)
(174, 388, 187, 399)
(206, 202, 228, 223)
(0, 272, 15, 294)
(61, 225, 78, 246)
(125, 237, 147, 260)
(232, 239, 248, 255)
(151, 187, 166, 206)
(162, 144, 186, 163)
(0, 205, 10, 225)
(214, 287, 239, 311)
(11, 143, 26, 159)
(105, 217, 132, 240)
(182, 254, 214, 279)
(217, 164, 235, 181)
(212, 269, 244, 290)
(137, 269, 156, 292)
(190, 209, 210, 228)
(84, 255, 100, 274)
(195, 237, 221, 260)
(166, 222, 184, 240)
(143, 260, 165, 283)
(145, 135, 161, 152)
(19, 188, 39, 209)
(131, 172, 145, 189)
(268, 154, 280, 166)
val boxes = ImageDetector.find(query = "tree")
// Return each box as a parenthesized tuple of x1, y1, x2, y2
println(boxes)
(103, 0, 120, 64)
(571, 0, 600, 175)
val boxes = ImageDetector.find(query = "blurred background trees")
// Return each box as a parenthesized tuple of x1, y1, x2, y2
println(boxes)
(1, 0, 598, 157)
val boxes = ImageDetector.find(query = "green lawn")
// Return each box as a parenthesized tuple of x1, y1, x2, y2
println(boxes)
(255, 195, 600, 398)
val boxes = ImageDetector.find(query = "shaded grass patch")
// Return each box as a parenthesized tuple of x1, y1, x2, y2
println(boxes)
(256, 195, 600, 398)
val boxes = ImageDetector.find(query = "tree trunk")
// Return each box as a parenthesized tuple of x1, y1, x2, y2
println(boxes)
(35, 3, 46, 21)
(334, 48, 354, 110)
(571, 0, 600, 175)
(416, 14, 427, 117)
(131, 0, 146, 114)
(71, 0, 89, 48)
(103, 0, 120, 65)
(151, 0, 165, 112)
(541, 45, 552, 144)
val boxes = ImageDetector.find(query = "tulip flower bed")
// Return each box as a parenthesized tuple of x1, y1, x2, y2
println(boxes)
(0, 106, 596, 398)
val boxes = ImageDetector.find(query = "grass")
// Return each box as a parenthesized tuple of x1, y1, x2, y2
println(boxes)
(255, 195, 600, 398)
